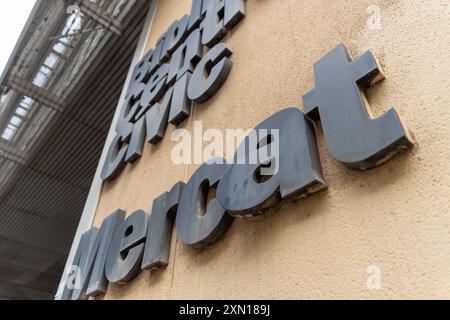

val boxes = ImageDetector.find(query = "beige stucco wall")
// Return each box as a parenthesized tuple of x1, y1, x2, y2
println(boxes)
(92, 0, 450, 299)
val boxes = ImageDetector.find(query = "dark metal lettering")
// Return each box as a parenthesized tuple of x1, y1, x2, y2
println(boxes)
(62, 210, 125, 300)
(145, 87, 175, 145)
(302, 44, 414, 170)
(176, 160, 234, 248)
(160, 15, 190, 63)
(217, 108, 327, 218)
(167, 28, 203, 86)
(187, 43, 233, 103)
(101, 134, 128, 181)
(202, 0, 227, 48)
(142, 182, 185, 270)
(169, 72, 193, 126)
(105, 210, 149, 284)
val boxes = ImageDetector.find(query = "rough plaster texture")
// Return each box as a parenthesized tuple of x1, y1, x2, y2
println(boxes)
(92, 0, 450, 299)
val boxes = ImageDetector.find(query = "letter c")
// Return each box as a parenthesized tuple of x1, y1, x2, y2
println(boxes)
(176, 160, 234, 248)
(101, 134, 129, 182)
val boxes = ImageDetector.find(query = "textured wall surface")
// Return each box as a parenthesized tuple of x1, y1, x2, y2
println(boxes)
(93, 0, 450, 299)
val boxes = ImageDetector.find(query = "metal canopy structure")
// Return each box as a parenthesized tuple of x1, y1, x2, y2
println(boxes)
(0, 0, 151, 300)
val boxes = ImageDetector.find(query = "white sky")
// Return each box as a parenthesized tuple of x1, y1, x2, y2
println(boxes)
(0, 0, 36, 76)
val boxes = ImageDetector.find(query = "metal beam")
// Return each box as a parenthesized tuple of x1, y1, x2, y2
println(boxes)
(0, 149, 27, 166)
(6, 75, 63, 112)
(73, 0, 122, 36)
(55, 0, 160, 300)
(0, 0, 45, 91)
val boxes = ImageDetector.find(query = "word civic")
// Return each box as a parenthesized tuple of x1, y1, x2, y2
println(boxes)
(101, 0, 247, 181)
(62, 41, 414, 300)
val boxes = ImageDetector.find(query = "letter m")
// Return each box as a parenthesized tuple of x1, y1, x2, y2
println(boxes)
(61, 210, 125, 300)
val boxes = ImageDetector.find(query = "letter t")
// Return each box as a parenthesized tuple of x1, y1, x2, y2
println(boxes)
(303, 44, 414, 170)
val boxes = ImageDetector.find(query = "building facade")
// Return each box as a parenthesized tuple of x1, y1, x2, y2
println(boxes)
(61, 0, 450, 300)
